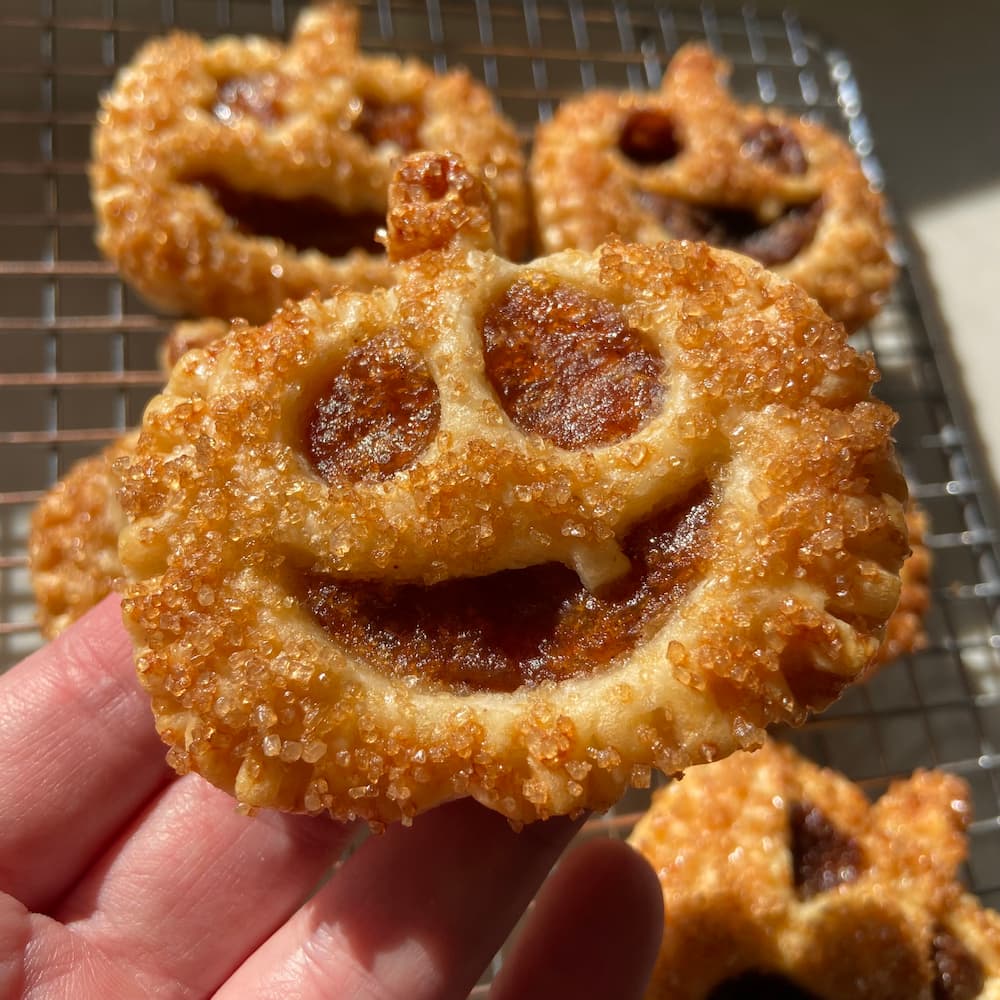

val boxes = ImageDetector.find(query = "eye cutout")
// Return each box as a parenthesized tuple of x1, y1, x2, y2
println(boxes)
(302, 482, 717, 694)
(931, 925, 985, 1000)
(741, 122, 809, 176)
(351, 95, 424, 151)
(618, 108, 682, 166)
(212, 73, 286, 126)
(480, 274, 666, 450)
(298, 331, 441, 486)
(789, 799, 864, 900)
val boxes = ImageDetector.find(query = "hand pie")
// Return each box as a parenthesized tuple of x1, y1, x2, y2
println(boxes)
(876, 502, 931, 667)
(91, 2, 528, 323)
(29, 321, 232, 638)
(629, 739, 1000, 999)
(159, 317, 231, 375)
(531, 44, 896, 331)
(29, 433, 134, 640)
(116, 152, 907, 827)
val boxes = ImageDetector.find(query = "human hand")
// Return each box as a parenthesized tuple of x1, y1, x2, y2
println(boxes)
(0, 596, 663, 998)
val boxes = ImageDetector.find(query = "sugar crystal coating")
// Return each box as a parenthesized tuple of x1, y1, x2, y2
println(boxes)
(531, 43, 897, 331)
(303, 332, 440, 483)
(481, 275, 665, 449)
(629, 739, 1000, 999)
(90, 2, 529, 323)
(116, 152, 908, 827)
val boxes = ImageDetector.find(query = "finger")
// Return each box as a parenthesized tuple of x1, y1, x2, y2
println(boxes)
(57, 773, 356, 997)
(217, 798, 583, 1000)
(0, 596, 171, 912)
(489, 838, 664, 1000)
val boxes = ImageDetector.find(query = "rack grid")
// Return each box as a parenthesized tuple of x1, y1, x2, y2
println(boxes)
(2, 0, 999, 975)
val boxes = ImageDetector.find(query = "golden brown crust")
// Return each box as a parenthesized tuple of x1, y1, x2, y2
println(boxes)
(531, 44, 897, 331)
(91, 2, 528, 323)
(30, 318, 232, 638)
(159, 317, 232, 375)
(117, 152, 906, 827)
(28, 434, 135, 639)
(876, 502, 932, 666)
(629, 739, 1000, 999)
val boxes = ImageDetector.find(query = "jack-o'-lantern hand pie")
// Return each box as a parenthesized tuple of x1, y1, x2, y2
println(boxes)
(629, 740, 1000, 1000)
(531, 43, 897, 332)
(117, 151, 908, 828)
(90, 1, 528, 324)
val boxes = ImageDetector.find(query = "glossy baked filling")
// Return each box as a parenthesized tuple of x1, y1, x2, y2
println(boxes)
(790, 799, 864, 899)
(353, 97, 424, 150)
(303, 332, 441, 484)
(618, 108, 681, 165)
(741, 122, 808, 175)
(303, 483, 716, 693)
(637, 190, 823, 267)
(192, 175, 387, 257)
(481, 276, 665, 449)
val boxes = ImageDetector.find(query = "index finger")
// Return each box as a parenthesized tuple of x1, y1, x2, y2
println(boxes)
(0, 596, 170, 912)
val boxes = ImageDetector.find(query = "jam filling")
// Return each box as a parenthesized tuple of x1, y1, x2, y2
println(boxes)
(742, 122, 808, 175)
(213, 74, 285, 126)
(707, 971, 821, 999)
(303, 333, 440, 484)
(193, 175, 386, 258)
(353, 98, 424, 151)
(637, 191, 822, 267)
(789, 800, 864, 900)
(303, 483, 715, 693)
(619, 109, 681, 165)
(481, 277, 665, 450)
(932, 926, 985, 1000)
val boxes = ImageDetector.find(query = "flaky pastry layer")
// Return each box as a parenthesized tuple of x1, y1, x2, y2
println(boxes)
(29, 434, 134, 639)
(116, 153, 907, 827)
(91, 2, 528, 323)
(531, 44, 896, 331)
(876, 502, 931, 666)
(629, 739, 1000, 999)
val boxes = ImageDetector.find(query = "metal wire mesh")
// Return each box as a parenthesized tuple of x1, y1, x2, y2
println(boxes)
(2, 0, 1000, 966)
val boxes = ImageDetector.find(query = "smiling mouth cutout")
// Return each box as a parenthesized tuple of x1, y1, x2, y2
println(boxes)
(302, 482, 715, 694)
(636, 191, 823, 267)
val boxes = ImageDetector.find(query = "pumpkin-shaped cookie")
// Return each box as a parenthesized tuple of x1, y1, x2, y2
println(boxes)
(116, 152, 907, 827)
(531, 44, 896, 331)
(629, 739, 1000, 999)
(91, 2, 528, 323)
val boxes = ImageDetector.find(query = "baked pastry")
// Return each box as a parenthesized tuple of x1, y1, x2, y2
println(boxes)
(628, 739, 1000, 999)
(28, 319, 233, 638)
(29, 433, 134, 639)
(876, 502, 931, 666)
(531, 44, 896, 331)
(116, 151, 907, 828)
(91, 1, 528, 323)
(159, 317, 231, 375)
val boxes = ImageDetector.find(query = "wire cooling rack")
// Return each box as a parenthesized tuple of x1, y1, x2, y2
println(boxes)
(2, 0, 1000, 972)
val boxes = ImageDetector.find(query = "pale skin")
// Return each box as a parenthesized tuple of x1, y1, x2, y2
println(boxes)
(0, 596, 664, 998)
